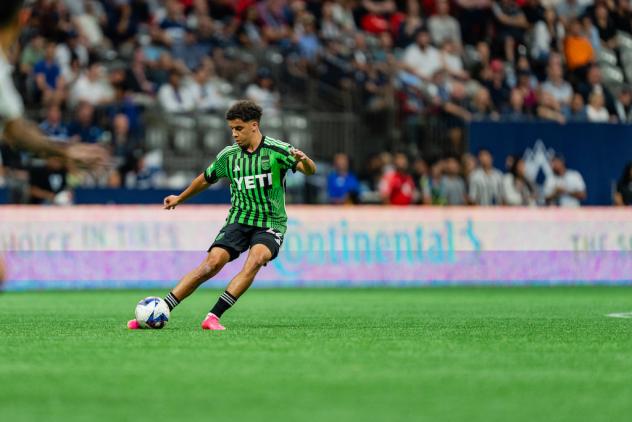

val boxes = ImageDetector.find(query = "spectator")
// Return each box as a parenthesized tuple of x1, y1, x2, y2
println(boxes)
(586, 91, 611, 122)
(593, 3, 618, 51)
(412, 157, 432, 205)
(566, 92, 588, 121)
(440, 40, 468, 81)
(379, 152, 415, 205)
(484, 59, 511, 111)
(110, 114, 140, 187)
(491, 0, 529, 64)
(295, 13, 321, 63)
(105, 82, 142, 136)
(614, 87, 632, 123)
(327, 152, 360, 204)
(556, 0, 586, 25)
(158, 69, 196, 113)
(531, 8, 565, 66)
(428, 159, 446, 205)
(19, 34, 45, 80)
(502, 157, 536, 205)
(155, 0, 188, 47)
(456, 0, 493, 45)
(440, 156, 468, 205)
(582, 14, 602, 54)
(429, 0, 462, 51)
(402, 28, 442, 82)
(74, 0, 106, 48)
(613, 0, 632, 33)
(564, 19, 594, 81)
(468, 148, 503, 205)
(542, 62, 573, 113)
(396, 11, 423, 48)
(544, 155, 586, 207)
(67, 102, 104, 144)
(537, 91, 566, 124)
(126, 48, 154, 95)
(257, 0, 292, 46)
(356, 0, 398, 34)
(237, 5, 266, 48)
(55, 31, 89, 82)
(69, 61, 114, 107)
(172, 28, 206, 71)
(33, 41, 66, 106)
(104, 0, 140, 48)
(502, 88, 528, 120)
(330, 0, 357, 34)
(39, 105, 69, 142)
(28, 157, 71, 205)
(614, 162, 632, 205)
(515, 69, 538, 113)
(186, 63, 232, 112)
(470, 87, 498, 120)
(245, 68, 281, 116)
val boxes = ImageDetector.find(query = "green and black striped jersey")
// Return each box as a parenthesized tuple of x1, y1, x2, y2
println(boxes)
(204, 136, 299, 234)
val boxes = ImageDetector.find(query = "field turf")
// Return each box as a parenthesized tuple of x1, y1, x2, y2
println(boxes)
(1, 287, 632, 422)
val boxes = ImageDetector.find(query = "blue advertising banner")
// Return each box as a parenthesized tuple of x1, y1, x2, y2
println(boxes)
(468, 122, 632, 205)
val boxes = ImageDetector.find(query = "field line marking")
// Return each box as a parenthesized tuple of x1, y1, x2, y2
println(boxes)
(606, 312, 632, 319)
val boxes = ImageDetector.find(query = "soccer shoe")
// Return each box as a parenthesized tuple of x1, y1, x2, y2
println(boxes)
(127, 319, 141, 329)
(201, 314, 226, 331)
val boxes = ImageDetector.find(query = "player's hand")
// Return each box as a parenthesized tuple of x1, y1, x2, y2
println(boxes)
(163, 195, 181, 210)
(66, 143, 110, 170)
(290, 147, 307, 162)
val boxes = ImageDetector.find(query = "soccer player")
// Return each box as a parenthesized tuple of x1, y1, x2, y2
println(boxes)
(128, 100, 316, 330)
(0, 0, 107, 166)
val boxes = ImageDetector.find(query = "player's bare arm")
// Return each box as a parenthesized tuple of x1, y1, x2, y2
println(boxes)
(163, 173, 210, 210)
(291, 147, 317, 175)
(3, 118, 109, 169)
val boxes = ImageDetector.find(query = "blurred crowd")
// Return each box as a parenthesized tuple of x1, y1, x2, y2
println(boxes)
(326, 149, 632, 206)
(1, 0, 632, 205)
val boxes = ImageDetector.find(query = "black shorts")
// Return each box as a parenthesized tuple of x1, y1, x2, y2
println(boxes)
(208, 223, 285, 262)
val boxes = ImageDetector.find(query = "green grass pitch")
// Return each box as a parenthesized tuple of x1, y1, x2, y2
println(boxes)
(1, 287, 632, 422)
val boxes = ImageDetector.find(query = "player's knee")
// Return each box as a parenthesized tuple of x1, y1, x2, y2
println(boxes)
(248, 254, 269, 271)
(199, 258, 223, 279)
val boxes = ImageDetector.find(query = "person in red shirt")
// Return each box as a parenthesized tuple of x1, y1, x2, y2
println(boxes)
(380, 152, 415, 205)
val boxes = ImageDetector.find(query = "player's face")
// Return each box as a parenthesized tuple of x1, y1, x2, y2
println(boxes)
(228, 119, 258, 148)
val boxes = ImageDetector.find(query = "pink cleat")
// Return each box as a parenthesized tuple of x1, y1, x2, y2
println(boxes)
(127, 319, 141, 329)
(201, 313, 226, 331)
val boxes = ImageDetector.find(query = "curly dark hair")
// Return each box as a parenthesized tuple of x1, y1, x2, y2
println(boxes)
(0, 0, 25, 27)
(225, 100, 263, 123)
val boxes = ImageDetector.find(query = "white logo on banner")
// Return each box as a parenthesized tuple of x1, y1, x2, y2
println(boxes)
(522, 139, 556, 184)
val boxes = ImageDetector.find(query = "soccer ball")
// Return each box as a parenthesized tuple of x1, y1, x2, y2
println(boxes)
(135, 297, 170, 329)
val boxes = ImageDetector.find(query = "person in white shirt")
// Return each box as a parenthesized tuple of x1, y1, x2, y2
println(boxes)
(69, 61, 114, 108)
(544, 156, 586, 207)
(402, 28, 442, 82)
(502, 157, 536, 206)
(0, 0, 106, 166)
(468, 148, 504, 205)
(158, 69, 195, 113)
(586, 91, 611, 122)
(185, 63, 232, 112)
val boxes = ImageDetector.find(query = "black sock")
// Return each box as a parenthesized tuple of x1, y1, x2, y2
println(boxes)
(210, 291, 237, 318)
(164, 292, 180, 311)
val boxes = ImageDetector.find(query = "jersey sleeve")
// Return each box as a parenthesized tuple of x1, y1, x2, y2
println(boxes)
(270, 141, 299, 172)
(204, 150, 229, 184)
(0, 64, 24, 122)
